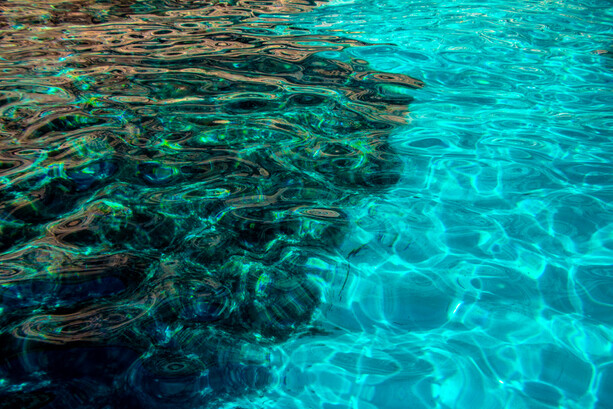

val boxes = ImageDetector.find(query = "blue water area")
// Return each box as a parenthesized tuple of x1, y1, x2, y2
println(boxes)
(0, 0, 612, 408)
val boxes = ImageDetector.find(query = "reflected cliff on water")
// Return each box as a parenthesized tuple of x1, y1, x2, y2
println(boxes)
(0, 1, 423, 408)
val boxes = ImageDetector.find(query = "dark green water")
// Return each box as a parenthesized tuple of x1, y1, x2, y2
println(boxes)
(0, 1, 422, 408)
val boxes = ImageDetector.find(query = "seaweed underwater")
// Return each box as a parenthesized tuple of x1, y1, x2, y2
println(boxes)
(0, 1, 423, 407)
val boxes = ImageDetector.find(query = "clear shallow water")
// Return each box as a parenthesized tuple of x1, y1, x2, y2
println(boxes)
(280, 1, 613, 409)
(0, 1, 612, 409)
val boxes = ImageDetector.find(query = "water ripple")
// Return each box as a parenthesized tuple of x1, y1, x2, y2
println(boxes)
(0, 0, 424, 407)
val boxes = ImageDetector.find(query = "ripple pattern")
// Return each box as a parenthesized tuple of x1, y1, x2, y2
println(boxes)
(0, 0, 423, 408)
(278, 1, 612, 409)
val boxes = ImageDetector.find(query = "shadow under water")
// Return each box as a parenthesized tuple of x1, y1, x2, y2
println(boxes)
(0, 1, 423, 407)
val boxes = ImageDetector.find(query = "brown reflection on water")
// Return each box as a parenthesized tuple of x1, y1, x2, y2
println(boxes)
(0, 0, 423, 406)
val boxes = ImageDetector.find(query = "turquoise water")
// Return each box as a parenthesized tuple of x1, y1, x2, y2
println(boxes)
(265, 1, 613, 409)
(0, 0, 612, 408)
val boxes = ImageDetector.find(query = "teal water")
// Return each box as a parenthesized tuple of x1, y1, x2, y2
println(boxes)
(0, 0, 612, 408)
(265, 1, 613, 409)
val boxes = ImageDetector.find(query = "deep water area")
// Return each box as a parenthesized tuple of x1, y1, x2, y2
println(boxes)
(1, 0, 612, 409)
(0, 1, 422, 408)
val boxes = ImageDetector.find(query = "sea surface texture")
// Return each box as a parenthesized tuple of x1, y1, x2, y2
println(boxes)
(0, 0, 612, 408)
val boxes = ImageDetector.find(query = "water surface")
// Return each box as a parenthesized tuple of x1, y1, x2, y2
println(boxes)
(0, 1, 612, 408)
